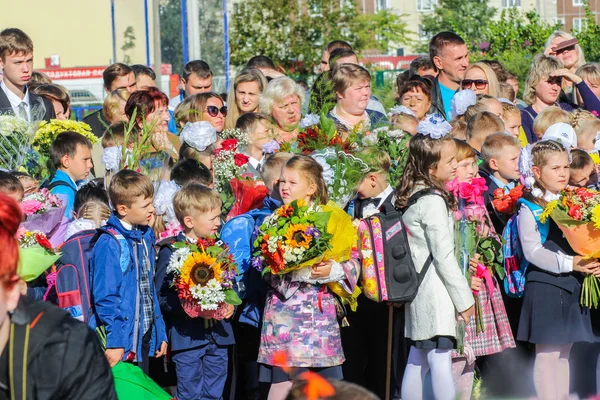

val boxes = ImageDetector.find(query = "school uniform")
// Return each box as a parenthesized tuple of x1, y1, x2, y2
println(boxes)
(480, 170, 517, 237)
(0, 80, 54, 121)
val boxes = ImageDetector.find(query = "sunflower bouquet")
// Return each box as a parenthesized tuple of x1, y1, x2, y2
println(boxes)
(166, 237, 242, 319)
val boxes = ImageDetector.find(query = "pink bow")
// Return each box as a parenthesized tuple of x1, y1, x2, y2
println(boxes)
(473, 263, 494, 297)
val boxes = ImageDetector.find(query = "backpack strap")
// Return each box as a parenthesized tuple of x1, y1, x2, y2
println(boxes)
(156, 237, 177, 252)
(46, 180, 76, 192)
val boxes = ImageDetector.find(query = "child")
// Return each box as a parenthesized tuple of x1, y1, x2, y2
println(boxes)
(466, 111, 505, 157)
(258, 155, 360, 400)
(48, 131, 93, 219)
(531, 106, 570, 141)
(237, 112, 275, 177)
(450, 119, 468, 141)
(179, 121, 218, 172)
(0, 171, 24, 201)
(394, 132, 474, 400)
(517, 140, 599, 400)
(65, 180, 111, 240)
(480, 133, 522, 234)
(89, 170, 168, 374)
(501, 102, 527, 145)
(454, 139, 479, 183)
(542, 122, 578, 149)
(351, 148, 393, 219)
(10, 171, 38, 196)
(570, 149, 599, 189)
(156, 184, 235, 400)
(464, 95, 504, 122)
(569, 108, 596, 132)
(575, 119, 600, 155)
(170, 158, 214, 188)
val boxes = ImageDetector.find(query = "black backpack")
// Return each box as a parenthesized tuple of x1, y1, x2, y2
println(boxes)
(358, 188, 445, 303)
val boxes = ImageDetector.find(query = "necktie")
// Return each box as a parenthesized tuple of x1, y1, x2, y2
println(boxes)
(17, 102, 28, 121)
(356, 198, 380, 218)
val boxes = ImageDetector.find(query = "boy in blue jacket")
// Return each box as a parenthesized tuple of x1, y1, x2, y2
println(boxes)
(156, 183, 235, 400)
(89, 169, 168, 374)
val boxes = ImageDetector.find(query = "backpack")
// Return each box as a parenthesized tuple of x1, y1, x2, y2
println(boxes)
(502, 198, 549, 298)
(358, 189, 442, 303)
(54, 228, 122, 322)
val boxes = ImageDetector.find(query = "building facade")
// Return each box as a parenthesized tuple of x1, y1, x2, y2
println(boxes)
(556, 0, 600, 32)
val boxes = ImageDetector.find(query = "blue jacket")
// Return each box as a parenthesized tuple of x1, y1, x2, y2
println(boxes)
(49, 170, 78, 219)
(155, 233, 235, 351)
(89, 213, 167, 362)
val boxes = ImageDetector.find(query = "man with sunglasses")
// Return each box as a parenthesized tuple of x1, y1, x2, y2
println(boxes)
(428, 32, 469, 120)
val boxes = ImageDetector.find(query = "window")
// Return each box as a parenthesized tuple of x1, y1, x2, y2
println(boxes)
(573, 17, 586, 31)
(573, 0, 584, 5)
(375, 0, 390, 11)
(417, 0, 437, 12)
(502, 0, 521, 6)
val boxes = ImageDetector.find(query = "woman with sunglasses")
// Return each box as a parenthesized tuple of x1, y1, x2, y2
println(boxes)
(461, 63, 501, 98)
(544, 32, 587, 104)
(259, 76, 304, 143)
(174, 92, 227, 134)
(522, 54, 600, 144)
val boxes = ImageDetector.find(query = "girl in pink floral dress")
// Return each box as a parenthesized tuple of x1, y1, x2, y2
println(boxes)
(257, 155, 360, 400)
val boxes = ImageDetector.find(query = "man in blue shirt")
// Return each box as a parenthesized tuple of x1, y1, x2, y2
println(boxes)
(428, 32, 469, 120)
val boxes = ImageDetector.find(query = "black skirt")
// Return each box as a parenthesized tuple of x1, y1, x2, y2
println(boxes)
(412, 336, 456, 350)
(517, 280, 596, 345)
(258, 364, 343, 383)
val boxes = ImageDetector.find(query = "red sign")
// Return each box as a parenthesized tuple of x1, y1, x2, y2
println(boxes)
(39, 67, 105, 80)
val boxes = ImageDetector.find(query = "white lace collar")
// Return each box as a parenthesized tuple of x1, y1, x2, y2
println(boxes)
(531, 189, 561, 202)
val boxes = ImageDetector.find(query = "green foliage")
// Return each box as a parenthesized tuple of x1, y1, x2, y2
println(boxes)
(121, 26, 136, 64)
(574, 2, 600, 62)
(160, 0, 184, 76)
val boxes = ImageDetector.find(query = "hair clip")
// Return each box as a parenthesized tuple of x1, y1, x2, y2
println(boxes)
(180, 121, 217, 151)
(450, 90, 476, 117)
(416, 113, 451, 139)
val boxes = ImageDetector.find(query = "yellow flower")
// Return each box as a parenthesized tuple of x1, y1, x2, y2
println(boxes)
(364, 278, 377, 294)
(592, 204, 600, 230)
(284, 224, 312, 248)
(180, 251, 216, 287)
(540, 200, 558, 223)
(590, 153, 600, 166)
(213, 262, 224, 282)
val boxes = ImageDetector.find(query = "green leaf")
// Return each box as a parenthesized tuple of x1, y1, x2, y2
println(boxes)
(224, 290, 242, 306)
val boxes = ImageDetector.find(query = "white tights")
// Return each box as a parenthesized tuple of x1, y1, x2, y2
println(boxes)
(533, 344, 572, 400)
(401, 346, 456, 400)
(451, 357, 475, 400)
(267, 381, 293, 400)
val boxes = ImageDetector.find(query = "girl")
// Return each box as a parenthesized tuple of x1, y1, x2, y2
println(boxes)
(257, 155, 360, 400)
(64, 181, 111, 240)
(395, 131, 474, 400)
(517, 140, 600, 399)
(450, 140, 515, 400)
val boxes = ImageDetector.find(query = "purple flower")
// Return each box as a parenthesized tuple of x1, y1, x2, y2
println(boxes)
(262, 140, 280, 155)
(305, 226, 321, 238)
(478, 42, 490, 52)
(252, 256, 263, 271)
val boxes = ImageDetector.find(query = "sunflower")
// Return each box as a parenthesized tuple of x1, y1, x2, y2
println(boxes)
(284, 224, 312, 249)
(180, 252, 217, 287)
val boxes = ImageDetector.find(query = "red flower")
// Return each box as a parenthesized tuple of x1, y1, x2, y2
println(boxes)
(35, 233, 53, 251)
(568, 205, 583, 220)
(234, 153, 249, 167)
(493, 188, 504, 199)
(221, 139, 238, 151)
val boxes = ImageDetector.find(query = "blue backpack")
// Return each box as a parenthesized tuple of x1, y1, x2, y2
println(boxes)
(502, 199, 549, 298)
(54, 228, 122, 322)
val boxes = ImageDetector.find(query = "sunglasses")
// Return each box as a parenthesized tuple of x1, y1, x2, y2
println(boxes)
(555, 45, 576, 55)
(547, 77, 563, 86)
(206, 105, 227, 117)
(461, 79, 488, 90)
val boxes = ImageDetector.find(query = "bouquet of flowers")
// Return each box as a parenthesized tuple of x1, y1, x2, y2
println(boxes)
(21, 188, 66, 236)
(360, 126, 411, 186)
(166, 237, 242, 319)
(540, 187, 600, 308)
(252, 199, 356, 275)
(296, 114, 354, 155)
(0, 115, 37, 171)
(16, 228, 60, 282)
(33, 119, 97, 161)
(213, 135, 251, 212)
(226, 177, 269, 221)
(491, 185, 524, 214)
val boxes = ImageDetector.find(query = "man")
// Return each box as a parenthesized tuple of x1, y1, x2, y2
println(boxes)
(168, 60, 212, 110)
(83, 63, 137, 137)
(327, 47, 386, 115)
(319, 40, 352, 73)
(428, 32, 469, 120)
(0, 28, 54, 121)
(408, 56, 437, 79)
(131, 64, 156, 90)
(246, 55, 284, 81)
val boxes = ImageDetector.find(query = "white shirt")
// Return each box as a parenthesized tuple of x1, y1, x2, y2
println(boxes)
(248, 155, 262, 171)
(374, 185, 394, 209)
(168, 95, 182, 111)
(1, 79, 30, 120)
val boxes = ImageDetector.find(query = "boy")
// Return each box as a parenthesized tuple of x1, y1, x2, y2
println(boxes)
(0, 28, 54, 121)
(156, 184, 234, 400)
(0, 171, 24, 201)
(570, 149, 599, 189)
(466, 111, 505, 159)
(531, 106, 570, 141)
(170, 158, 214, 188)
(352, 148, 394, 219)
(480, 132, 521, 234)
(236, 113, 274, 178)
(49, 131, 93, 219)
(89, 170, 168, 373)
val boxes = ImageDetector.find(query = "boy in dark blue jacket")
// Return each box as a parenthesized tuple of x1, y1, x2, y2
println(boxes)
(156, 183, 235, 400)
(89, 170, 168, 374)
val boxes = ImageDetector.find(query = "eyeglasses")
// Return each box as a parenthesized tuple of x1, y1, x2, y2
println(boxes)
(556, 45, 576, 55)
(205, 105, 227, 117)
(461, 79, 488, 90)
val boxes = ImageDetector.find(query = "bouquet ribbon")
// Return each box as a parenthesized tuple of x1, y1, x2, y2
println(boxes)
(473, 263, 494, 297)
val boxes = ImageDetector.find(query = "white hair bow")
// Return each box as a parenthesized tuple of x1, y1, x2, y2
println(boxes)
(101, 146, 122, 172)
(451, 90, 477, 117)
(417, 113, 451, 139)
(153, 180, 180, 223)
(595, 131, 600, 151)
(180, 121, 217, 152)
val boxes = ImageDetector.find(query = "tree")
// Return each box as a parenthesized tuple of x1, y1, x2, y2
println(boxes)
(121, 26, 136, 64)
(417, 0, 496, 52)
(160, 0, 184, 76)
(574, 2, 600, 62)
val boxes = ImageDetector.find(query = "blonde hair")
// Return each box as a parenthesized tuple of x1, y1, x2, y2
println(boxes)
(109, 170, 154, 208)
(454, 138, 476, 162)
(357, 147, 391, 174)
(101, 122, 136, 149)
(283, 155, 329, 204)
(576, 62, 600, 85)
(173, 183, 221, 226)
(466, 111, 505, 141)
(481, 132, 521, 167)
(331, 64, 372, 96)
(390, 112, 418, 130)
(259, 77, 305, 116)
(225, 69, 268, 129)
(502, 103, 521, 120)
(524, 140, 568, 207)
(532, 106, 570, 139)
(174, 92, 225, 127)
(544, 31, 586, 70)
(523, 54, 563, 105)
(464, 95, 502, 121)
(450, 119, 468, 140)
(499, 82, 516, 102)
(260, 152, 294, 192)
(575, 119, 600, 150)
(570, 108, 596, 131)
(464, 63, 501, 98)
(77, 201, 111, 227)
(102, 89, 131, 123)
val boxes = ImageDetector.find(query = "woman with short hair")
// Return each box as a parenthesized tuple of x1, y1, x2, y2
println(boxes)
(259, 77, 304, 142)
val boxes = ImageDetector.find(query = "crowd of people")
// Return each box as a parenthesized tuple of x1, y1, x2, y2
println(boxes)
(1, 24, 600, 400)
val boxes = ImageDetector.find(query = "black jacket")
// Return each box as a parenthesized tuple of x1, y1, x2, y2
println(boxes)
(0, 88, 54, 122)
(0, 297, 117, 400)
(82, 110, 110, 138)
(428, 76, 448, 120)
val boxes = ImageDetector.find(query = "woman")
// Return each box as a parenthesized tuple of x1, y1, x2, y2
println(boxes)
(545, 32, 587, 103)
(259, 77, 304, 142)
(522, 54, 600, 144)
(576, 63, 600, 105)
(327, 64, 387, 131)
(398, 78, 432, 121)
(225, 68, 268, 128)
(0, 193, 117, 399)
(31, 83, 71, 120)
(461, 62, 501, 98)
(174, 92, 227, 134)
(102, 88, 131, 125)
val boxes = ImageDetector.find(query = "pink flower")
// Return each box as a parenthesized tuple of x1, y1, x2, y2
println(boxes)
(20, 200, 43, 215)
(15, 226, 26, 240)
(458, 182, 485, 205)
(453, 209, 463, 221)
(463, 204, 487, 222)
(446, 178, 459, 195)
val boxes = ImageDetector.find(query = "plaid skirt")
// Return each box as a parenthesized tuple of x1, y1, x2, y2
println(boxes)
(453, 277, 515, 358)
